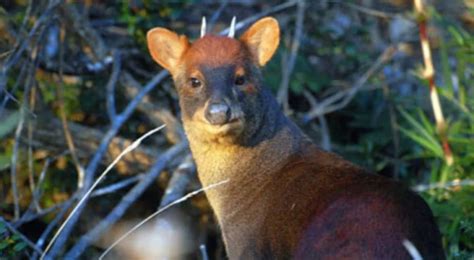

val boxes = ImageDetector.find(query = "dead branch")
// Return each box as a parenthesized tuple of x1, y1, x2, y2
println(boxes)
(413, 0, 453, 166)
(63, 142, 187, 259)
(413, 179, 474, 192)
(27, 111, 162, 174)
(56, 23, 85, 188)
(122, 72, 183, 144)
(159, 155, 196, 208)
(277, 0, 306, 113)
(303, 45, 396, 121)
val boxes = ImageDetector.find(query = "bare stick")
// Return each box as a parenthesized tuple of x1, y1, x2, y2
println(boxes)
(220, 0, 298, 36)
(27, 86, 38, 208)
(302, 90, 331, 151)
(337, 1, 395, 19)
(412, 179, 474, 192)
(56, 23, 85, 188)
(277, 0, 306, 112)
(64, 142, 187, 258)
(17, 158, 51, 226)
(98, 179, 230, 260)
(106, 50, 121, 120)
(34, 197, 77, 260)
(413, 0, 453, 166)
(200, 244, 209, 260)
(10, 106, 25, 220)
(91, 174, 144, 197)
(402, 239, 422, 260)
(40, 125, 166, 259)
(159, 154, 195, 208)
(208, 0, 229, 31)
(303, 46, 395, 121)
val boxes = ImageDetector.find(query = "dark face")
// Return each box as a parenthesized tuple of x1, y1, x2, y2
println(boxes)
(173, 35, 263, 144)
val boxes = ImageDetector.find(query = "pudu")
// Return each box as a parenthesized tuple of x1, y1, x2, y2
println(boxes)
(147, 17, 444, 259)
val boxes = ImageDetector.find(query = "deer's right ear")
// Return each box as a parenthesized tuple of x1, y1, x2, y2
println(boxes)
(147, 28, 189, 74)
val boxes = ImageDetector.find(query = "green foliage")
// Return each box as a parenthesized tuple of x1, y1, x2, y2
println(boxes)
(38, 78, 81, 117)
(263, 48, 330, 95)
(0, 110, 19, 139)
(0, 223, 28, 258)
(118, 1, 191, 47)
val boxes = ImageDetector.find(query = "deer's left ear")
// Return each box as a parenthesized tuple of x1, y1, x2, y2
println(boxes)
(147, 28, 190, 75)
(240, 17, 280, 67)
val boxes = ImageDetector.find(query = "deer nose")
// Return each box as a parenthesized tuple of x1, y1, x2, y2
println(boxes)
(205, 102, 231, 125)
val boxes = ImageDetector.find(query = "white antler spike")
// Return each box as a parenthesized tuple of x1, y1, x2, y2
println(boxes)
(201, 16, 207, 38)
(228, 16, 236, 38)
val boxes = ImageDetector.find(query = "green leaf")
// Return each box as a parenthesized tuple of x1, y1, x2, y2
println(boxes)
(399, 127, 443, 158)
(0, 222, 6, 234)
(0, 240, 9, 250)
(0, 110, 19, 139)
(0, 154, 10, 171)
(13, 241, 27, 252)
(398, 108, 443, 157)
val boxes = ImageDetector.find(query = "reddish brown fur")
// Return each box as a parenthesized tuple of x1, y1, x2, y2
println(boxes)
(182, 35, 249, 69)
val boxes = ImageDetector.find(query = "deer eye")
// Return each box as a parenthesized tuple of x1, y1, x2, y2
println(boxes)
(234, 76, 245, 86)
(190, 78, 202, 88)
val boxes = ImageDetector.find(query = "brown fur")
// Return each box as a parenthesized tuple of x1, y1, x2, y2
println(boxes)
(147, 17, 444, 259)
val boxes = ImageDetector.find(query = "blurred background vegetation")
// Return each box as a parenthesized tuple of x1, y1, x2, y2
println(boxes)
(0, 0, 473, 259)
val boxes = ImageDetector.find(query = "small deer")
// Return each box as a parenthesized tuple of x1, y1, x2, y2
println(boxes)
(147, 17, 444, 259)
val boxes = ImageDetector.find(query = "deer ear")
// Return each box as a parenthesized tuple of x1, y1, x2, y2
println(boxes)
(147, 28, 189, 74)
(240, 17, 280, 66)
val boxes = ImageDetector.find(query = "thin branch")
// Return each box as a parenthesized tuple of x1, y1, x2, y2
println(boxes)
(159, 155, 196, 208)
(303, 46, 396, 121)
(91, 174, 145, 197)
(277, 0, 306, 112)
(56, 22, 85, 188)
(337, 1, 395, 19)
(41, 125, 166, 259)
(64, 142, 187, 259)
(17, 158, 51, 226)
(33, 197, 77, 260)
(10, 105, 25, 220)
(122, 72, 183, 144)
(98, 178, 230, 260)
(413, 0, 453, 166)
(412, 179, 474, 192)
(403, 239, 422, 260)
(106, 50, 121, 121)
(10, 56, 37, 220)
(220, 0, 298, 36)
(0, 58, 28, 117)
(302, 90, 331, 151)
(27, 86, 38, 208)
(200, 244, 209, 260)
(208, 0, 229, 32)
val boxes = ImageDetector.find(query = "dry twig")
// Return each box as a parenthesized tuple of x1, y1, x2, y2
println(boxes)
(303, 46, 396, 121)
(98, 178, 229, 260)
(41, 125, 167, 259)
(277, 0, 306, 113)
(413, 0, 453, 166)
(64, 142, 187, 259)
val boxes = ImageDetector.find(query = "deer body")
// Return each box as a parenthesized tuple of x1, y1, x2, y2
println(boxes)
(147, 17, 444, 259)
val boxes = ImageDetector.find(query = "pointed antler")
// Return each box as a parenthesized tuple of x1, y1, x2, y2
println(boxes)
(228, 16, 236, 38)
(201, 16, 207, 38)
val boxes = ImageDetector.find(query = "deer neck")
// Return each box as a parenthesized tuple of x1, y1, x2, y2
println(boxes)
(184, 89, 307, 226)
